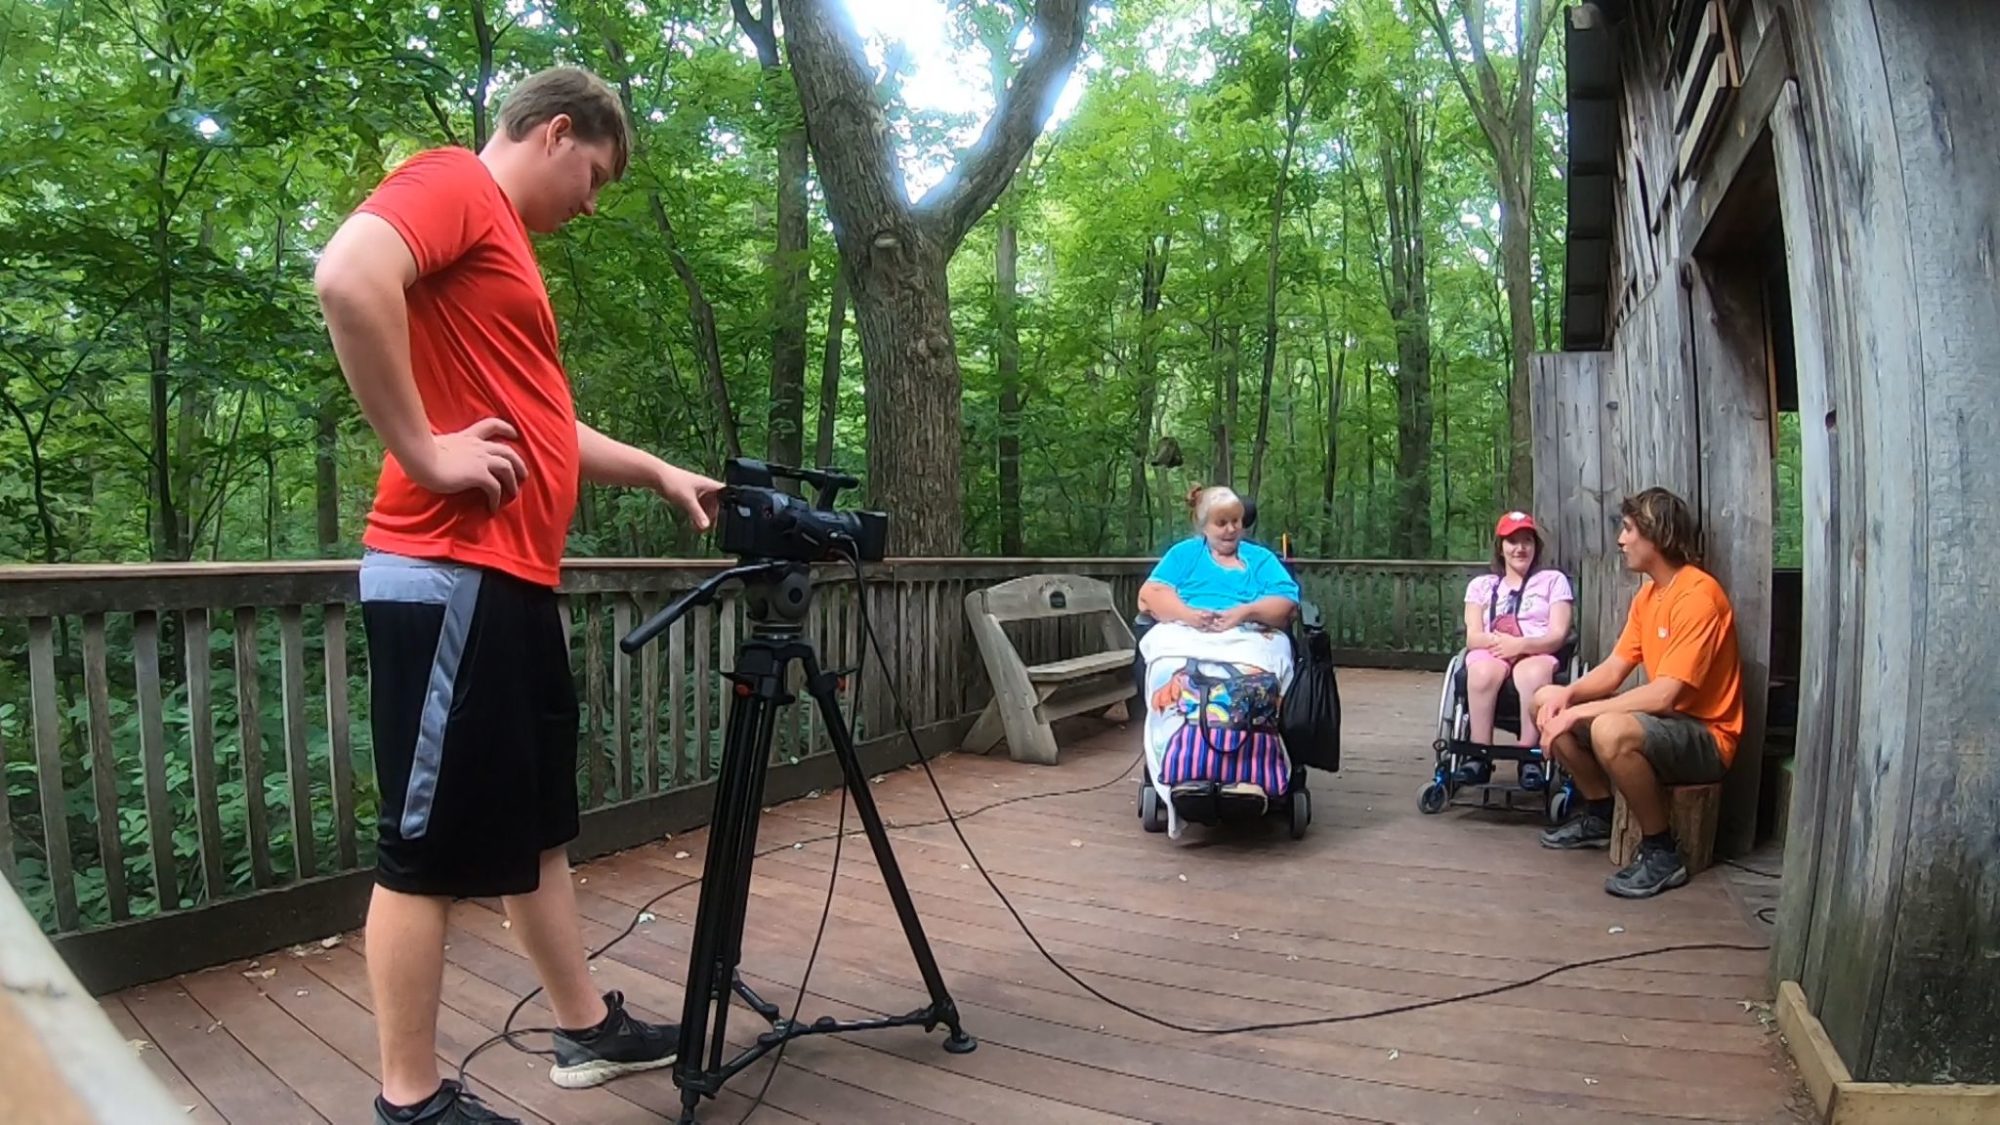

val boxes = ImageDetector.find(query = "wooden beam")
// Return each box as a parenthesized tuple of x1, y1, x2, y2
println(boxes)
(1778, 979, 2000, 1124)
(1691, 261, 1774, 858)
(1675, 1, 1726, 132)
(1832, 1086, 2000, 1125)
(1767, 80, 1858, 997)
(1682, 13, 1793, 250)
(1778, 979, 1854, 1118)
(1860, 0, 2000, 1083)
(1677, 54, 1735, 180)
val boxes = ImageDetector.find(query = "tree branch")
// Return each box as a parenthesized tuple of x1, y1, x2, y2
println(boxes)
(729, 0, 780, 67)
(914, 0, 1092, 251)
(1413, 0, 1509, 161)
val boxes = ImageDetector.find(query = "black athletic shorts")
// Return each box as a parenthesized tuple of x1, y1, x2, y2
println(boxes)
(361, 551, 581, 898)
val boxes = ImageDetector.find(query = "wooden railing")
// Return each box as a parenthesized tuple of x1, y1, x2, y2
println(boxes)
(0, 556, 1480, 991)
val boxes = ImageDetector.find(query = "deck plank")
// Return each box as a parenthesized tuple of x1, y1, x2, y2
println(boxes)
(107, 669, 1809, 1124)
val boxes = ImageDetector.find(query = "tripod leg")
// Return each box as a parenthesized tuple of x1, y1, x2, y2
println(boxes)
(676, 647, 786, 1123)
(799, 649, 975, 1054)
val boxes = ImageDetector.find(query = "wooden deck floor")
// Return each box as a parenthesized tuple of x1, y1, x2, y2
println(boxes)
(106, 669, 1810, 1124)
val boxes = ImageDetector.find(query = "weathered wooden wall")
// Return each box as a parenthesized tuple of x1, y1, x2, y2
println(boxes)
(1551, 0, 2000, 1086)
(1766, 0, 2000, 1086)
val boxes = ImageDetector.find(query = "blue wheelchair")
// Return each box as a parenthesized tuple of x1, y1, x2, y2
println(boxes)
(1422, 642, 1587, 825)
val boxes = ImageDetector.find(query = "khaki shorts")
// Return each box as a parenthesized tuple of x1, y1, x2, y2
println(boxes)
(1579, 712, 1726, 785)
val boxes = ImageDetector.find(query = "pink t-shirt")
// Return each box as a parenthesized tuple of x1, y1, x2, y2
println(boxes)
(1465, 570, 1574, 638)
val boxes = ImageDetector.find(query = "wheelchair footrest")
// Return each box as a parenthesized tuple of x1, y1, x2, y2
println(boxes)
(1440, 739, 1545, 763)
(1169, 782, 1269, 824)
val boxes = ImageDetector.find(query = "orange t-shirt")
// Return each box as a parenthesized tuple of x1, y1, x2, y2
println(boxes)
(1614, 565, 1746, 764)
(355, 147, 578, 588)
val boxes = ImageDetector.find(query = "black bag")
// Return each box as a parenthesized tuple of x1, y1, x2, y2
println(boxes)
(1279, 621, 1342, 772)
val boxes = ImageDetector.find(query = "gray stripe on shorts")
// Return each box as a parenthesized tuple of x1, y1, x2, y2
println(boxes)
(360, 552, 483, 841)
(359, 550, 467, 605)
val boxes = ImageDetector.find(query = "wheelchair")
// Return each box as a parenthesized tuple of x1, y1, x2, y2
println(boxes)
(1422, 641, 1587, 825)
(1126, 502, 1334, 841)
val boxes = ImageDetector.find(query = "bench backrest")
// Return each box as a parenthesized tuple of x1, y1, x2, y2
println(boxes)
(965, 574, 1136, 656)
(969, 573, 1117, 624)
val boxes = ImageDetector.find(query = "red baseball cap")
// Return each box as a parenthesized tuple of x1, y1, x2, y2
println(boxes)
(1495, 511, 1538, 538)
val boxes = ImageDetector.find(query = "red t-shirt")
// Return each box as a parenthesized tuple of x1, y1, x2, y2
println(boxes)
(354, 147, 578, 587)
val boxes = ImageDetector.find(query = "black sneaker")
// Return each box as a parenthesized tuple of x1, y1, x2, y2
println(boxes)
(550, 990, 679, 1089)
(374, 1080, 519, 1124)
(1606, 844, 1690, 898)
(1539, 813, 1612, 849)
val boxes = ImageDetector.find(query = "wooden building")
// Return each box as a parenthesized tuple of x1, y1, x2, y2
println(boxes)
(1537, 0, 1998, 1091)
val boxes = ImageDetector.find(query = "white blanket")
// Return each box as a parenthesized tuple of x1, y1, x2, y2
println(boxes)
(1138, 623, 1295, 838)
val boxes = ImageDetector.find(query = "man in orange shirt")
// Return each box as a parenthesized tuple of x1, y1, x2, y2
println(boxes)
(1532, 488, 1744, 898)
(315, 68, 720, 1125)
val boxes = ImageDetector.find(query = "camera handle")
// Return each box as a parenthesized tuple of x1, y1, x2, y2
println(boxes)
(620, 571, 975, 1125)
(619, 561, 792, 655)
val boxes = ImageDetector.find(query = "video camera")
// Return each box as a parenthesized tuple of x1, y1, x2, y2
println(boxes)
(717, 458, 888, 565)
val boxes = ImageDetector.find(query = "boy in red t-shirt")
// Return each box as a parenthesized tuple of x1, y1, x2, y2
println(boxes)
(315, 67, 719, 1125)
(1531, 488, 1745, 899)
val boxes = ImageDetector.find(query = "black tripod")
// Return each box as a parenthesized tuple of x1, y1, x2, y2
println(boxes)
(621, 560, 975, 1125)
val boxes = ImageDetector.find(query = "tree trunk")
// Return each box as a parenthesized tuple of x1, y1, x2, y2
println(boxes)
(734, 0, 810, 472)
(175, 211, 216, 555)
(471, 1, 495, 150)
(846, 235, 963, 553)
(1307, 189, 1349, 557)
(262, 396, 279, 559)
(1500, 172, 1536, 506)
(1126, 233, 1169, 553)
(996, 211, 1023, 554)
(815, 267, 847, 469)
(1363, 358, 1377, 550)
(1376, 98, 1434, 559)
(1216, 320, 1232, 486)
(1439, 349, 1453, 548)
(316, 391, 341, 556)
(1415, 0, 1561, 511)
(780, 0, 1088, 555)
(648, 192, 742, 459)
(148, 146, 181, 562)
(767, 125, 810, 469)
(1250, 5, 1306, 506)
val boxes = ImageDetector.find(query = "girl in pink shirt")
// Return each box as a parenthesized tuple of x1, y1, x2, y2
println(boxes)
(1464, 512, 1574, 747)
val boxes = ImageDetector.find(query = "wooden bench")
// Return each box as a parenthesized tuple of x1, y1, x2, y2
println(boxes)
(961, 574, 1138, 765)
(1611, 783, 1722, 873)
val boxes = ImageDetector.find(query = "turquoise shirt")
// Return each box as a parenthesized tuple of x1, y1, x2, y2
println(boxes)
(1146, 538, 1300, 612)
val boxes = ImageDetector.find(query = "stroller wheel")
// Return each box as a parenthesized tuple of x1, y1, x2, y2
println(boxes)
(1418, 782, 1448, 815)
(1140, 783, 1167, 833)
(1289, 788, 1311, 840)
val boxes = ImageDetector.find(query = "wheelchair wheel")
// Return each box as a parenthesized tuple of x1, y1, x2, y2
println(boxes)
(1140, 783, 1167, 833)
(1289, 788, 1310, 840)
(1418, 782, 1448, 814)
(1545, 782, 1573, 826)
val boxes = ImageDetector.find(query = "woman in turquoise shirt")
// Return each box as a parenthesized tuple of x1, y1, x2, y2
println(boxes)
(1138, 486, 1300, 631)
(1136, 485, 1301, 826)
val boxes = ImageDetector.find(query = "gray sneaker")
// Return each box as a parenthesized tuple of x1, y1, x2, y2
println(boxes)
(1606, 845, 1690, 898)
(1539, 813, 1612, 849)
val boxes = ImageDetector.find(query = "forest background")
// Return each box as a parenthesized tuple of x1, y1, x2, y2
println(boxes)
(12, 0, 1804, 568)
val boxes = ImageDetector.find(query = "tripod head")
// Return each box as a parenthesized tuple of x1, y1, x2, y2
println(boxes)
(618, 458, 887, 655)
